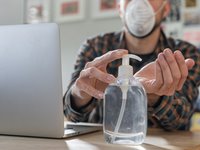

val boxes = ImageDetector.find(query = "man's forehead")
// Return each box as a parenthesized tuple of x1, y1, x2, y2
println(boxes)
(119, 0, 166, 2)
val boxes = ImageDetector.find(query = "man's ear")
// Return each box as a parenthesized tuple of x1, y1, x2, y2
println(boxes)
(163, 1, 171, 18)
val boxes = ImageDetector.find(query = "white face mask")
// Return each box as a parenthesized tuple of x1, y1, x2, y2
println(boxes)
(124, 0, 166, 38)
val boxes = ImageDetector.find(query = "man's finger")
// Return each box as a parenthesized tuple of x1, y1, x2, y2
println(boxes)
(185, 58, 195, 70)
(80, 67, 116, 84)
(174, 51, 188, 90)
(157, 53, 173, 91)
(152, 60, 163, 90)
(90, 49, 128, 67)
(78, 82, 104, 99)
(163, 49, 181, 88)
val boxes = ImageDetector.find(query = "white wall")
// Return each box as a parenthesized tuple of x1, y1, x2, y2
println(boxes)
(0, 0, 24, 25)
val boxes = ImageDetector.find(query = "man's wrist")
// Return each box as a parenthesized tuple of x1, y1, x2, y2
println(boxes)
(147, 94, 161, 107)
(71, 85, 92, 108)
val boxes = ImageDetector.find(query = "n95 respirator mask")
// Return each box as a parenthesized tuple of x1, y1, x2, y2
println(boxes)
(124, 0, 166, 38)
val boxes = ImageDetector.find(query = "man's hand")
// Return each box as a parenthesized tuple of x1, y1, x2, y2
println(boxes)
(71, 49, 128, 108)
(134, 49, 194, 100)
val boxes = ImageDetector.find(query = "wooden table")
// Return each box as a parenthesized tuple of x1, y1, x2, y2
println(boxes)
(0, 128, 200, 150)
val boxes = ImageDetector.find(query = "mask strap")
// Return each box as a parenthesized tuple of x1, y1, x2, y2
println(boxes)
(154, 0, 167, 15)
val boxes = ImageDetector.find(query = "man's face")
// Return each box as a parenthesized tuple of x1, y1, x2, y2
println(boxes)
(119, 0, 169, 22)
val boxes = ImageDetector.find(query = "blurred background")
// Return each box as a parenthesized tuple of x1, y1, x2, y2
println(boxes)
(0, 0, 199, 92)
(0, 0, 199, 130)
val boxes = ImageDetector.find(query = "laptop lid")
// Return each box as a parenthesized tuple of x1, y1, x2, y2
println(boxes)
(0, 23, 64, 138)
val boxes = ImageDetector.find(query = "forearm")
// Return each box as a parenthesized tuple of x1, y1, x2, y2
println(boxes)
(147, 94, 160, 106)
(148, 83, 199, 130)
(63, 41, 99, 122)
(63, 73, 96, 122)
(71, 84, 93, 108)
(64, 87, 98, 122)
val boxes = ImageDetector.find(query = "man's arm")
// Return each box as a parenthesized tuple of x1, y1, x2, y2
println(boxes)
(63, 39, 98, 122)
(135, 46, 200, 130)
(149, 80, 199, 130)
(151, 45, 200, 130)
(63, 39, 128, 122)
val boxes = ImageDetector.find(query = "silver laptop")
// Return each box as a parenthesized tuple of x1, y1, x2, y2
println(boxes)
(0, 23, 102, 138)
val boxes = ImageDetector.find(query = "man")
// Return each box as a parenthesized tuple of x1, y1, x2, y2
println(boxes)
(63, 0, 200, 130)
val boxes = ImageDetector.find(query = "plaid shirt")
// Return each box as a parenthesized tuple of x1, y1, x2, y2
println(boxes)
(63, 29, 200, 130)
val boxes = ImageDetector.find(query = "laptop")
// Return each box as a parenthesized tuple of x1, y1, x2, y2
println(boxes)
(0, 23, 102, 138)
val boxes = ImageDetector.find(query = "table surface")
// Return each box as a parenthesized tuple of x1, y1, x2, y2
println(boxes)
(0, 128, 200, 150)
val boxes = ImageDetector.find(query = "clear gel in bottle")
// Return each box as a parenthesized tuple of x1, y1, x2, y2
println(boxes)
(104, 54, 147, 145)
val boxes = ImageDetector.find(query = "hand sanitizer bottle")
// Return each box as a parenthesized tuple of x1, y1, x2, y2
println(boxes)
(103, 54, 147, 145)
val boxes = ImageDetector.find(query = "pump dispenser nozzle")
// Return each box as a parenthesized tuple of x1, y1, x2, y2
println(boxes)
(122, 54, 142, 66)
(118, 54, 142, 79)
(118, 54, 142, 100)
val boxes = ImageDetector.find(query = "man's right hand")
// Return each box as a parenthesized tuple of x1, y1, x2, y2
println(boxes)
(71, 49, 128, 108)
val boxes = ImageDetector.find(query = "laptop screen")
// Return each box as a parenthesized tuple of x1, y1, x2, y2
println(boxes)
(0, 23, 64, 138)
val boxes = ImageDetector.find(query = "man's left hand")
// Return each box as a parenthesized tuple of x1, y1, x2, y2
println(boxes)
(134, 49, 195, 98)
